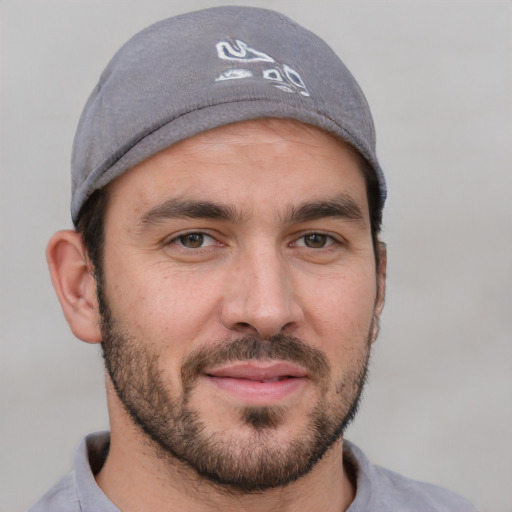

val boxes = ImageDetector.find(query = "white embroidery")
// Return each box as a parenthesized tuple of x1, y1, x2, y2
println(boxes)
(215, 39, 310, 98)
(274, 84, 295, 94)
(283, 64, 310, 97)
(216, 69, 253, 81)
(216, 40, 274, 63)
(262, 69, 283, 82)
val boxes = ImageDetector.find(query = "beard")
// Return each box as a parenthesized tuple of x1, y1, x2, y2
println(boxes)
(98, 285, 372, 493)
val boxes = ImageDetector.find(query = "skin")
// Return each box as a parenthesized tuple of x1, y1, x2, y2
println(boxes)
(47, 119, 386, 512)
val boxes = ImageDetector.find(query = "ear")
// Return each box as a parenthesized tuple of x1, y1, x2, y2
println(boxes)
(46, 230, 102, 344)
(371, 241, 387, 343)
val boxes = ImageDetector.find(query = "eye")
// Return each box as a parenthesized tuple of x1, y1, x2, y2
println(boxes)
(294, 233, 335, 249)
(172, 233, 217, 249)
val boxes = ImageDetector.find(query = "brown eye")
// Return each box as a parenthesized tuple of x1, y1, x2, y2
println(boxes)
(179, 233, 205, 248)
(303, 234, 328, 248)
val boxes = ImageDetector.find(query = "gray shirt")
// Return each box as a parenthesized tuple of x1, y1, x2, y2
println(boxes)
(29, 432, 477, 511)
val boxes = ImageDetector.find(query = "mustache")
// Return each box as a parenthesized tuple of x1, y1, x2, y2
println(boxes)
(180, 334, 330, 391)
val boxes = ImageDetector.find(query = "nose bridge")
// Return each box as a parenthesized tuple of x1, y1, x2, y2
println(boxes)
(221, 240, 302, 337)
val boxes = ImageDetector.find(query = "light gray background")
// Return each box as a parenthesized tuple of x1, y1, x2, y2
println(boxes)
(1, 1, 511, 511)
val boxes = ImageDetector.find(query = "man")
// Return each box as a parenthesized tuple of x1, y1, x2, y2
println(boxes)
(30, 6, 477, 512)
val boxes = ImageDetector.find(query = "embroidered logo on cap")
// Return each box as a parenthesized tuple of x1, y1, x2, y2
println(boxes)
(215, 39, 310, 97)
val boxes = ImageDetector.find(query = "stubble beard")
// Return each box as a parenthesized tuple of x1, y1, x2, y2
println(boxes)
(98, 284, 372, 493)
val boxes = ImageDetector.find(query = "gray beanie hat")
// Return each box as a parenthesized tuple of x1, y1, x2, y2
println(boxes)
(71, 6, 386, 225)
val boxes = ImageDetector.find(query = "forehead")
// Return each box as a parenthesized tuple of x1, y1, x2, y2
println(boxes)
(105, 119, 369, 222)
(168, 119, 365, 166)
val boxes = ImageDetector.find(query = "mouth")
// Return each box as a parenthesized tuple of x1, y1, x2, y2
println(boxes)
(203, 361, 308, 405)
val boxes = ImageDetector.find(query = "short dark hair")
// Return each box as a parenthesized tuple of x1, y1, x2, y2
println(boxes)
(75, 187, 108, 283)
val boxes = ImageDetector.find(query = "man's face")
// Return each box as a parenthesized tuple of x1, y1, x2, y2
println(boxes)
(98, 119, 384, 491)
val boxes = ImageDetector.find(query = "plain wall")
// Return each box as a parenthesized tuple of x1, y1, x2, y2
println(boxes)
(1, 1, 511, 511)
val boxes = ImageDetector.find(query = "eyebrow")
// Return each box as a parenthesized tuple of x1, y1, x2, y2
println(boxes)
(138, 198, 245, 227)
(137, 194, 366, 229)
(283, 196, 366, 225)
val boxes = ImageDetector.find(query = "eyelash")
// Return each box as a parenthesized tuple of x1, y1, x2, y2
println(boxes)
(168, 232, 220, 249)
(290, 233, 338, 249)
(167, 231, 340, 250)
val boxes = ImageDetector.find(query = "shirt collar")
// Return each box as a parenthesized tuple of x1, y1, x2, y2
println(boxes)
(74, 431, 119, 512)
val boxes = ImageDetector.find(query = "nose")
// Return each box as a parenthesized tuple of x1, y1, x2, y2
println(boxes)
(220, 246, 304, 339)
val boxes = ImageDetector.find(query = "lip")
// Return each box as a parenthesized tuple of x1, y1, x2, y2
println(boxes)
(203, 361, 308, 405)
(207, 361, 308, 381)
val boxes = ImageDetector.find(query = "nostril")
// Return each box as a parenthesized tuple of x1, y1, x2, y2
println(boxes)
(229, 321, 259, 335)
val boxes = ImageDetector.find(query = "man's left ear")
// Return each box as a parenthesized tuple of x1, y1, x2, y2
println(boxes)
(46, 230, 102, 344)
(372, 241, 387, 343)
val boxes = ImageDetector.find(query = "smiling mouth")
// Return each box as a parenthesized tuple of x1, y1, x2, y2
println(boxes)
(207, 374, 298, 382)
(206, 361, 308, 380)
(203, 362, 308, 404)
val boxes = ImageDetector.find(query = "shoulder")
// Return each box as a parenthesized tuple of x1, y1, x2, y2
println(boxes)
(370, 464, 478, 511)
(28, 472, 80, 512)
(345, 441, 478, 512)
(28, 432, 115, 512)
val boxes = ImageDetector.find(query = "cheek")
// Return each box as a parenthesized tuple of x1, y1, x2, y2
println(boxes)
(299, 264, 378, 349)
(104, 259, 224, 347)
